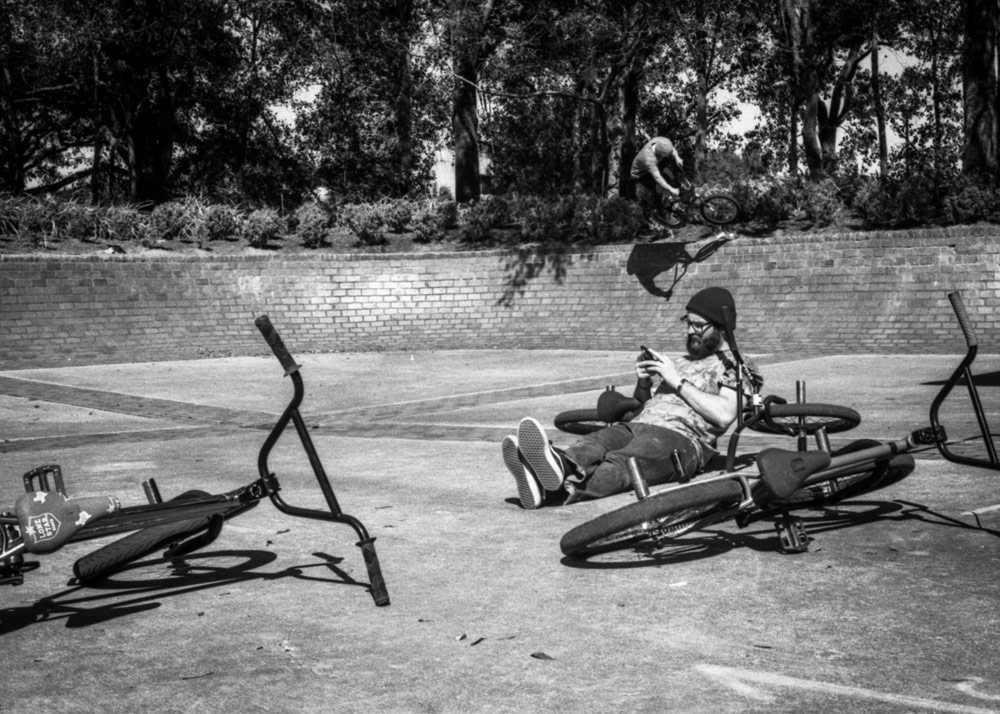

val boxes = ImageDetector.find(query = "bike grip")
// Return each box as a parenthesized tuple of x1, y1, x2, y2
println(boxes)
(254, 315, 300, 375)
(948, 291, 977, 348)
(358, 538, 390, 607)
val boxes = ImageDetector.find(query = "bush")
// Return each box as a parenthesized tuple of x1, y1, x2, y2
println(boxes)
(459, 196, 513, 243)
(293, 201, 332, 248)
(411, 200, 456, 243)
(147, 201, 191, 241)
(797, 178, 844, 227)
(943, 180, 1000, 224)
(511, 194, 635, 245)
(377, 199, 413, 233)
(242, 208, 283, 248)
(100, 204, 148, 243)
(852, 175, 941, 228)
(340, 203, 387, 246)
(731, 178, 793, 229)
(199, 204, 242, 242)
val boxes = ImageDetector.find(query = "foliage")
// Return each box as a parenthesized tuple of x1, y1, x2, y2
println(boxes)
(199, 204, 242, 242)
(458, 197, 514, 243)
(412, 200, 458, 243)
(147, 202, 192, 242)
(292, 201, 332, 249)
(943, 180, 1000, 224)
(339, 204, 388, 247)
(515, 194, 644, 245)
(242, 208, 284, 249)
(731, 178, 793, 230)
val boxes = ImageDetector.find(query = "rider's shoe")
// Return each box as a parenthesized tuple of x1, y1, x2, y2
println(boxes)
(517, 417, 566, 491)
(502, 435, 543, 509)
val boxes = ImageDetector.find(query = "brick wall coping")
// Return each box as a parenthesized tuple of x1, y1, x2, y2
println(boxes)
(1, 223, 994, 264)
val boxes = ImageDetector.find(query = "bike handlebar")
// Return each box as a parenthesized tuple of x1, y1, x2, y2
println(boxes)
(255, 315, 301, 376)
(948, 291, 977, 348)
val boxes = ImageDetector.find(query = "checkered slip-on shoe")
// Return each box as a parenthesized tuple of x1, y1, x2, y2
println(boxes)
(502, 435, 543, 509)
(517, 417, 565, 492)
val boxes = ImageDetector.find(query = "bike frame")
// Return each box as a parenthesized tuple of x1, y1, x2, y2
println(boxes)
(929, 292, 1000, 471)
(0, 315, 389, 606)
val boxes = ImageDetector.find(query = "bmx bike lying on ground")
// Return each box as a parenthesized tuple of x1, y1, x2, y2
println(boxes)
(0, 316, 390, 606)
(557, 291, 999, 559)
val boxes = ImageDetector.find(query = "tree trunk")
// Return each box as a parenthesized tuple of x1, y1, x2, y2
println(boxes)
(393, 0, 415, 196)
(962, 0, 999, 183)
(618, 64, 642, 198)
(124, 70, 174, 204)
(788, 99, 799, 174)
(802, 80, 825, 177)
(0, 53, 28, 194)
(871, 30, 888, 177)
(453, 54, 480, 203)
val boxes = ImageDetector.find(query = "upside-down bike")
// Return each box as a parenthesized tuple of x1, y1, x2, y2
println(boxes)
(555, 291, 998, 558)
(0, 316, 390, 606)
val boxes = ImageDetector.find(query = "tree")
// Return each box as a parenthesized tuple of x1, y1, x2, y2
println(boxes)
(962, 0, 999, 183)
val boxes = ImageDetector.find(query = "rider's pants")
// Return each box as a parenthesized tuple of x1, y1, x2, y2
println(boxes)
(561, 422, 701, 499)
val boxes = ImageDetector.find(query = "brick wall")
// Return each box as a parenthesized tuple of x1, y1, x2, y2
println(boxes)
(1, 226, 997, 368)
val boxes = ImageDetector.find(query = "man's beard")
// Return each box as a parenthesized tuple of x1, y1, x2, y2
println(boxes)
(687, 330, 722, 359)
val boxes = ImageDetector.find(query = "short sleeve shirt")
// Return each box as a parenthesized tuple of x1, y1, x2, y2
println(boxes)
(630, 349, 763, 465)
(630, 137, 676, 180)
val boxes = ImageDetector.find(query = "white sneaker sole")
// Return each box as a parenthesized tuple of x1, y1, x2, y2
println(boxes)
(502, 435, 542, 509)
(517, 417, 565, 491)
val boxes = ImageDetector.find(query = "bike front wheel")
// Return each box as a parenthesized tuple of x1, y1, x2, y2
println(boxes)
(699, 194, 741, 226)
(554, 408, 606, 435)
(749, 402, 861, 436)
(560, 478, 744, 557)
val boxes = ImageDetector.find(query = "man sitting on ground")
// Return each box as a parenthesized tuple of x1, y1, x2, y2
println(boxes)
(502, 287, 762, 508)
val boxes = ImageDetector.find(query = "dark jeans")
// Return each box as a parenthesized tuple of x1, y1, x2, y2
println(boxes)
(630, 169, 682, 216)
(562, 422, 701, 499)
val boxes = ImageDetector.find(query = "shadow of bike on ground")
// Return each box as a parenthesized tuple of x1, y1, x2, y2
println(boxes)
(560, 497, 1000, 570)
(0, 549, 371, 635)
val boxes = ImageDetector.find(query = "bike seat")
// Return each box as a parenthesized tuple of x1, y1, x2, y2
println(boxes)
(597, 389, 642, 423)
(15, 491, 121, 554)
(755, 448, 831, 501)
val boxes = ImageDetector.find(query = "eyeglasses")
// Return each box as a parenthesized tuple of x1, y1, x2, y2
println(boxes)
(680, 315, 713, 334)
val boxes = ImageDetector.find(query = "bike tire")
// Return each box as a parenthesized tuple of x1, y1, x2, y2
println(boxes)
(699, 194, 741, 226)
(749, 402, 861, 436)
(554, 408, 606, 435)
(72, 490, 241, 582)
(560, 478, 744, 557)
(821, 439, 916, 503)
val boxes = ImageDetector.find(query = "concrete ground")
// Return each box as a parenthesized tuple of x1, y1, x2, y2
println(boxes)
(1, 349, 998, 713)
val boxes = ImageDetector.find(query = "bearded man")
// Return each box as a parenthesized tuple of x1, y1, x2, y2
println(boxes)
(502, 287, 763, 507)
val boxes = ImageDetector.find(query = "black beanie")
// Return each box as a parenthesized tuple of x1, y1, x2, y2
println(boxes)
(685, 287, 736, 330)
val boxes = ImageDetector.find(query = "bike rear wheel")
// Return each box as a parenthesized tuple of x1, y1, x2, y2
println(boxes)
(560, 478, 744, 557)
(699, 194, 741, 226)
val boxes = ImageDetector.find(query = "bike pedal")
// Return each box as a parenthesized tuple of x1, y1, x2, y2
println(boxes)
(911, 425, 947, 445)
(21, 465, 65, 495)
(775, 514, 810, 553)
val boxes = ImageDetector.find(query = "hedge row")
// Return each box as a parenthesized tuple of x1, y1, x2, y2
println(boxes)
(2, 172, 997, 251)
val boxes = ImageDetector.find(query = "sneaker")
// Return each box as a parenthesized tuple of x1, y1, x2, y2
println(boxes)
(517, 417, 565, 491)
(501, 435, 543, 509)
